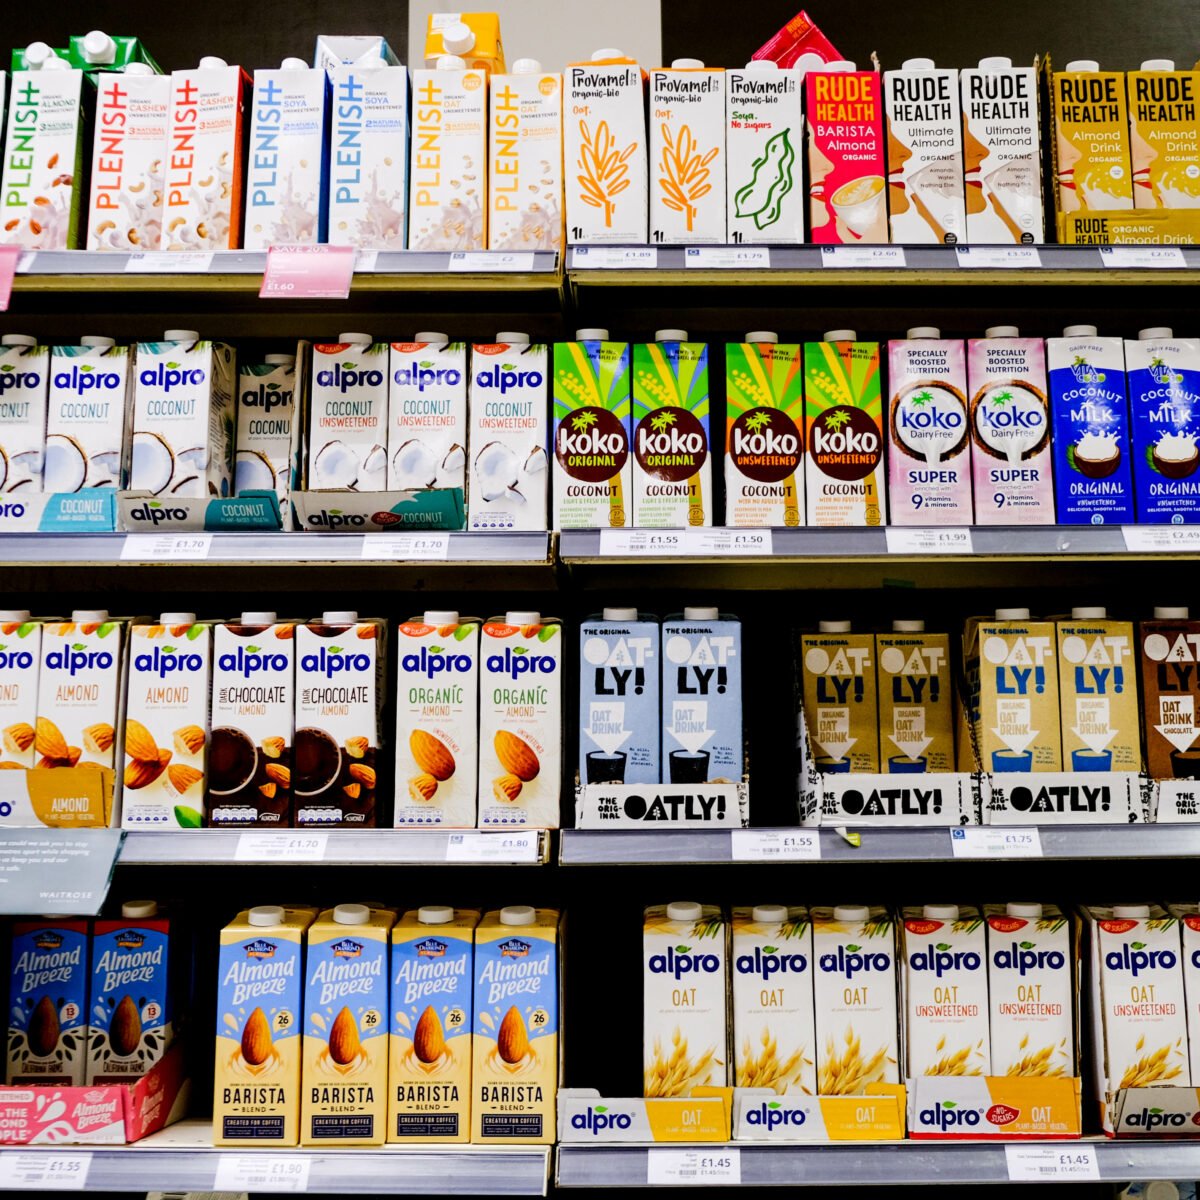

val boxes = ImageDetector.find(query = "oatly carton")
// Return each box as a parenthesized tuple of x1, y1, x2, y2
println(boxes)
(800, 621, 878, 773)
(876, 621, 954, 773)
(236, 353, 298, 515)
(1050, 62, 1133, 218)
(1129, 61, 1200, 209)
(388, 338, 467, 495)
(46, 338, 132, 491)
(308, 334, 389, 492)
(1139, 607, 1200, 779)
(0, 334, 49, 493)
(0, 611, 39, 769)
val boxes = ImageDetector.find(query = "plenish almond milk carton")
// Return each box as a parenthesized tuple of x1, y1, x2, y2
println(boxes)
(812, 905, 898, 1095)
(877, 621, 954, 773)
(1138, 607, 1200, 780)
(1168, 903, 1200, 1086)
(732, 905, 815, 1094)
(46, 338, 132, 491)
(472, 905, 559, 1143)
(236, 353, 298, 512)
(800, 621, 879, 773)
(387, 338, 468, 494)
(308, 333, 388, 492)
(215, 904, 315, 1147)
(1051, 61, 1133, 219)
(644, 902, 728, 1096)
(1129, 60, 1200, 209)
(0, 334, 49, 493)
(0, 610, 39, 769)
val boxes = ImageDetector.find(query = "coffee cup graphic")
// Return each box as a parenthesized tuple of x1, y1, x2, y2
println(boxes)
(830, 175, 885, 236)
(1071, 748, 1111, 772)
(669, 750, 710, 782)
(586, 750, 627, 783)
(208, 726, 259, 794)
(1170, 748, 1200, 779)
(816, 756, 852, 774)
(992, 748, 1033, 772)
(295, 726, 342, 796)
(888, 755, 927, 773)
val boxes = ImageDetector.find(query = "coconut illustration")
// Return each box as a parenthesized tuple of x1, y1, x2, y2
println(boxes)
(313, 440, 360, 489)
(234, 449, 277, 493)
(1153, 432, 1200, 479)
(131, 430, 175, 494)
(1073, 431, 1122, 479)
(43, 434, 89, 493)
(391, 439, 439, 489)
(474, 440, 520, 502)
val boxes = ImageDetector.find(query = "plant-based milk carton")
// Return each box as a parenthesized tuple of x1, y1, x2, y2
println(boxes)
(477, 612, 561, 827)
(1125, 328, 1200, 523)
(552, 330, 631, 529)
(7, 919, 88, 1084)
(631, 332, 711, 527)
(214, 904, 316, 1146)
(803, 332, 885, 526)
(726, 62, 803, 244)
(1139, 606, 1200, 779)
(46, 338, 131, 490)
(579, 608, 660, 784)
(877, 621, 954, 772)
(1047, 326, 1134, 524)
(393, 611, 479, 827)
(389, 906, 477, 1142)
(132, 332, 236, 498)
(725, 333, 804, 527)
(812, 905, 898, 1094)
(0, 334, 49, 492)
(961, 57, 1043, 244)
(1169, 903, 1200, 1086)
(805, 63, 886, 244)
(885, 59, 966, 244)
(801, 620, 878, 773)
(468, 335, 549, 531)
(423, 14, 504, 76)
(1050, 62, 1133, 218)
(967, 328, 1054, 525)
(732, 905, 815, 1094)
(308, 334, 389, 492)
(388, 338, 467, 494)
(985, 902, 1073, 1077)
(887, 328, 971, 524)
(236, 353, 297, 514)
(0, 610, 39, 769)
(563, 52, 647, 244)
(644, 902, 728, 1095)
(1129, 60, 1200, 209)
(302, 903, 395, 1145)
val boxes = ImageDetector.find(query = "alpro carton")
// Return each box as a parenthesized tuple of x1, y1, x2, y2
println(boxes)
(803, 332, 885, 526)
(961, 57, 1043, 244)
(1047, 326, 1135, 525)
(7, 918, 88, 1084)
(967, 329, 1054, 525)
(732, 905, 815, 1094)
(644, 902, 728, 1096)
(387, 339, 467, 494)
(0, 611, 40, 768)
(308, 334, 389, 492)
(631, 333, 711, 527)
(0, 334, 49, 492)
(46, 338, 131, 491)
(236, 353, 297, 513)
(1168, 903, 1200, 1086)
(725, 334, 804, 527)
(477, 612, 561, 827)
(389, 906, 478, 1142)
(579, 608, 659, 785)
(1129, 60, 1200, 209)
(552, 331, 631, 529)
(885, 59, 966, 244)
(473, 906, 559, 1142)
(214, 904, 316, 1146)
(811, 905, 899, 1094)
(1139, 607, 1200, 779)
(1050, 62, 1133, 218)
(302, 903, 395, 1145)
(876, 621, 954, 773)
(887, 328, 971, 524)
(393, 611, 479, 827)
(800, 621, 878, 773)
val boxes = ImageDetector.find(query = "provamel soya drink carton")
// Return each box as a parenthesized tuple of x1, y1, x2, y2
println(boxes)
(1129, 60, 1200, 209)
(876, 619, 955, 773)
(1050, 61, 1133, 220)
(800, 620, 878, 773)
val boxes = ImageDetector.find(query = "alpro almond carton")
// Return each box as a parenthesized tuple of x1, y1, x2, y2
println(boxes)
(387, 340, 467, 494)
(876, 624, 954, 772)
(800, 623, 878, 773)
(1129, 61, 1200, 209)
(1139, 609, 1200, 779)
(1050, 62, 1133, 219)
(0, 613, 39, 768)
(1168, 903, 1200, 1085)
(302, 903, 395, 1145)
(644, 902, 728, 1096)
(0, 335, 49, 493)
(732, 905, 815, 1094)
(472, 905, 559, 1143)
(389, 906, 478, 1142)
(215, 904, 315, 1146)
(47, 339, 133, 491)
(811, 905, 899, 1094)
(308, 335, 389, 492)
(236, 354, 297, 514)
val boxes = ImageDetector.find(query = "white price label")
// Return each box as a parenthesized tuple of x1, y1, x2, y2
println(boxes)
(236, 833, 328, 862)
(955, 246, 1041, 268)
(126, 251, 213, 273)
(731, 829, 820, 861)
(648, 1149, 741, 1185)
(1122, 525, 1200, 552)
(445, 831, 540, 863)
(600, 529, 772, 556)
(354, 249, 379, 272)
(214, 1154, 311, 1193)
(685, 528, 773, 556)
(572, 246, 658, 269)
(599, 529, 689, 556)
(951, 827, 1042, 859)
(15, 252, 35, 274)
(0, 1153, 91, 1190)
(885, 527, 973, 555)
(121, 533, 212, 561)
(449, 251, 536, 272)
(1004, 1144, 1098, 1181)
(821, 245, 906, 268)
(360, 533, 450, 561)
(685, 247, 770, 269)
(1100, 245, 1186, 269)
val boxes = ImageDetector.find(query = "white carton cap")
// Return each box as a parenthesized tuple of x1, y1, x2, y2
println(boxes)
(415, 331, 450, 343)
(753, 904, 788, 923)
(437, 54, 467, 69)
(893, 619, 925, 632)
(656, 329, 688, 342)
(1071, 606, 1107, 618)
(506, 611, 541, 626)
(419, 905, 454, 924)
(923, 903, 959, 919)
(513, 58, 543, 74)
(1142, 59, 1176, 71)
(1145, 1183, 1183, 1200)
(995, 607, 1031, 620)
(0, 610, 30, 621)
(743, 60, 778, 70)
(819, 619, 851, 632)
(1007, 901, 1043, 918)
(1066, 60, 1100, 72)
(160, 612, 195, 624)
(1140, 327, 1173, 340)
(497, 332, 530, 344)
(165, 329, 200, 341)
(1155, 606, 1190, 618)
(979, 56, 1013, 70)
(824, 329, 856, 342)
(23, 42, 55, 69)
(121, 899, 158, 918)
(0, 334, 35, 347)
(72, 609, 108, 622)
(81, 336, 116, 348)
(907, 326, 940, 339)
(264, 354, 295, 365)
(41, 56, 70, 72)
(199, 56, 229, 69)
(746, 331, 778, 343)
(902, 58, 935, 70)
(671, 58, 705, 68)
(684, 607, 719, 620)
(576, 328, 610, 341)
(337, 332, 373, 345)
(833, 904, 870, 921)
(249, 905, 285, 926)
(441, 22, 476, 55)
(424, 610, 460, 626)
(824, 60, 857, 72)
(986, 325, 1019, 337)
(334, 903, 370, 925)
(667, 901, 703, 922)
(1063, 324, 1098, 337)
(1112, 904, 1151, 919)
(322, 610, 358, 623)
(240, 611, 277, 624)
(500, 904, 536, 926)
(603, 607, 638, 621)
(83, 31, 117, 64)
(282, 57, 309, 70)
(124, 62, 155, 75)
(592, 48, 624, 60)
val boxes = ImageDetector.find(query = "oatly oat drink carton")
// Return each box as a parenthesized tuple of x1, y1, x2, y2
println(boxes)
(0, 610, 39, 769)
(388, 337, 467, 494)
(800, 620, 878, 773)
(1139, 606, 1200, 779)
(308, 333, 389, 492)
(1129, 60, 1200, 209)
(876, 620, 954, 773)
(46, 338, 132, 491)
(236, 353, 297, 515)
(1051, 61, 1133, 218)
(1168, 902, 1200, 1086)
(389, 905, 478, 1142)
(0, 334, 49, 493)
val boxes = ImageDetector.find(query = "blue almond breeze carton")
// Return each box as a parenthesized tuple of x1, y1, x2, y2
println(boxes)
(1047, 325, 1135, 524)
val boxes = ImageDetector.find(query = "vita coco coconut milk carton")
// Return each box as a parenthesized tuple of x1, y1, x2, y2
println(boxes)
(390, 906, 478, 1143)
(308, 334, 389, 492)
(732, 905, 815, 1094)
(811, 905, 899, 1095)
(961, 57, 1043, 244)
(967, 328, 1054, 525)
(0, 610, 40, 769)
(46, 338, 132, 491)
(393, 611, 479, 827)
(801, 620, 879, 773)
(0, 334, 49, 492)
(1169, 903, 1200, 1086)
(1129, 60, 1200, 209)
(552, 330, 632, 530)
(302, 903, 395, 1145)
(579, 608, 660, 785)
(725, 333, 804, 527)
(1139, 606, 1200, 780)
(1051, 61, 1133, 217)
(388, 338, 468, 493)
(888, 328, 971, 524)
(236, 353, 297, 514)
(885, 59, 966, 244)
(214, 904, 316, 1146)
(477, 612, 561, 827)
(644, 902, 728, 1096)
(877, 620, 954, 772)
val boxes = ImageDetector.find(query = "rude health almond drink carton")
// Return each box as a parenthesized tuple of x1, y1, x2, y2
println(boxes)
(1051, 61, 1133, 219)
(0, 610, 39, 769)
(877, 620, 954, 773)
(1168, 903, 1200, 1086)
(388, 337, 467, 494)
(236, 353, 298, 516)
(308, 333, 389, 492)
(1129, 60, 1200, 209)
(644, 901, 728, 1096)
(1139, 606, 1200, 779)
(47, 337, 132, 491)
(215, 904, 316, 1146)
(0, 334, 48, 493)
(472, 905, 559, 1143)
(801, 620, 879, 773)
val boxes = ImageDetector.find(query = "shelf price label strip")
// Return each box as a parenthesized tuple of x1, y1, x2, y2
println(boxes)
(0, 1152, 92, 1190)
(1004, 1144, 1098, 1181)
(599, 528, 772, 557)
(121, 534, 213, 561)
(648, 1149, 741, 1185)
(731, 829, 820, 861)
(214, 1153, 311, 1193)
(950, 827, 1043, 858)
(445, 831, 541, 863)
(235, 833, 328, 862)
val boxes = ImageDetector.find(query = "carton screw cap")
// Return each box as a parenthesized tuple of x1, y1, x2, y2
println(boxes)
(667, 901, 703, 922)
(249, 905, 285, 927)
(501, 905, 536, 926)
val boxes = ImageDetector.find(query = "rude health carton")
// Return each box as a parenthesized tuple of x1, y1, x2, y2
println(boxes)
(0, 612, 39, 769)
(236, 354, 298, 513)
(308, 334, 389, 492)
(876, 623, 954, 772)
(46, 339, 132, 491)
(1139, 608, 1200, 779)
(801, 622, 879, 773)
(1050, 62, 1133, 218)
(1129, 61, 1200, 209)
(0, 335, 49, 492)
(387, 339, 468, 494)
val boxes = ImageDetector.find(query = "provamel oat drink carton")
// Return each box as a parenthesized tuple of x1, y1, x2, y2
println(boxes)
(1168, 903, 1200, 1086)
(801, 620, 878, 773)
(1051, 61, 1133, 219)
(1138, 606, 1200, 780)
(308, 333, 388, 492)
(1129, 60, 1200, 209)
(876, 620, 954, 773)
(0, 609, 39, 769)
(47, 337, 132, 491)
(236, 353, 297, 514)
(0, 334, 49, 493)
(387, 337, 467, 494)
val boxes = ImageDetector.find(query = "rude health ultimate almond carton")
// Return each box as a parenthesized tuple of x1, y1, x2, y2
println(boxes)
(1129, 60, 1200, 210)
(801, 620, 879, 773)
(1139, 606, 1200, 779)
(876, 620, 954, 773)
(1050, 61, 1133, 219)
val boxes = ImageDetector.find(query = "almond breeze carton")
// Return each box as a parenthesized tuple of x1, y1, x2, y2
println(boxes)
(0, 611, 39, 769)
(0, 334, 49, 493)
(1129, 60, 1200, 209)
(387, 338, 467, 494)
(1139, 607, 1200, 780)
(801, 620, 878, 773)
(308, 334, 389, 492)
(46, 338, 132, 491)
(877, 621, 954, 773)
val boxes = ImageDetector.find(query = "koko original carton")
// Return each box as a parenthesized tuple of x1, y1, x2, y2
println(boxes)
(1129, 60, 1200, 209)
(876, 622, 954, 773)
(1139, 607, 1200, 779)
(801, 621, 878, 773)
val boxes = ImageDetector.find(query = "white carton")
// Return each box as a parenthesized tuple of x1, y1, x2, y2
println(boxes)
(1168, 903, 1200, 1086)
(387, 339, 467, 493)
(0, 612, 39, 769)
(46, 338, 131, 491)
(235, 354, 297, 513)
(308, 333, 389, 492)
(0, 335, 48, 493)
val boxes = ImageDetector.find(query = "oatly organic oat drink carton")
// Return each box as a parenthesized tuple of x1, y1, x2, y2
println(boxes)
(0, 610, 39, 769)
(46, 337, 132, 491)
(1139, 606, 1200, 779)
(1050, 61, 1134, 218)
(308, 333, 389, 492)
(876, 620, 954, 773)
(387, 337, 468, 494)
(0, 334, 49, 493)
(1129, 60, 1200, 209)
(800, 620, 879, 773)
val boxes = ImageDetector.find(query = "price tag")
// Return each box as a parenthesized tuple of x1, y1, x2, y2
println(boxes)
(360, 532, 451, 561)
(355, 248, 379, 272)
(1122, 525, 1200, 552)
(572, 246, 658, 269)
(648, 1149, 741, 1186)
(0, 245, 20, 311)
(449, 251, 536, 272)
(731, 829, 820, 861)
(14, 252, 35, 274)
(885, 527, 973, 555)
(0, 1153, 91, 1190)
(955, 246, 1041, 269)
(821, 245, 906, 268)
(260, 244, 355, 299)
(445, 830, 540, 863)
(236, 833, 328, 863)
(951, 827, 1042, 859)
(214, 1154, 311, 1193)
(684, 528, 773, 556)
(126, 251, 213, 273)
(599, 529, 689, 556)
(1100, 245, 1186, 269)
(1004, 1144, 1098, 1181)
(121, 533, 212, 561)
(685, 246, 770, 269)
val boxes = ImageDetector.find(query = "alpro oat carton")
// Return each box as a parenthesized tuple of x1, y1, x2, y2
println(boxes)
(800, 621, 879, 773)
(877, 621, 954, 773)
(1140, 607, 1200, 779)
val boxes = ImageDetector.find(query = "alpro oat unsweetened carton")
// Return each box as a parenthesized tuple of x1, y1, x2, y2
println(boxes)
(800, 620, 878, 773)
(876, 620, 954, 773)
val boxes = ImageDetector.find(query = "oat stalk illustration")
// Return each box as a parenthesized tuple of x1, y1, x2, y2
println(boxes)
(577, 120, 636, 229)
(658, 123, 717, 232)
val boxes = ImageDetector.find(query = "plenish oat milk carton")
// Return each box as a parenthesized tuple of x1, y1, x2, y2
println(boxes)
(214, 904, 316, 1146)
(644, 902, 728, 1096)
(473, 905, 559, 1143)
(46, 337, 132, 491)
(1129, 60, 1200, 209)
(885, 58, 966, 244)
(236, 353, 297, 514)
(389, 905, 478, 1142)
(0, 334, 49, 493)
(308, 333, 388, 492)
(387, 336, 468, 494)
(0, 609, 39, 769)
(1051, 61, 1133, 219)
(877, 619, 954, 773)
(1168, 903, 1200, 1085)
(1138, 606, 1200, 780)
(812, 905, 899, 1094)
(302, 903, 395, 1145)
(801, 620, 879, 773)
(732, 904, 815, 1094)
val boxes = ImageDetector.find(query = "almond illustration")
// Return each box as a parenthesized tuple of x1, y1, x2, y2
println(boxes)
(328, 1006, 362, 1065)
(166, 763, 203, 795)
(174, 725, 206, 756)
(35, 717, 69, 761)
(110, 994, 142, 1056)
(241, 1006, 273, 1066)
(265, 762, 290, 788)
(82, 723, 114, 754)
(494, 730, 539, 782)
(348, 763, 376, 789)
(275, 625, 294, 640)
(125, 755, 167, 790)
(2, 723, 34, 755)
(410, 730, 455, 781)
(356, 624, 377, 639)
(497, 1006, 530, 1064)
(261, 736, 285, 759)
(520, 624, 542, 638)
(413, 1006, 446, 1063)
(0, 761, 22, 769)
(259, 782, 277, 799)
(342, 782, 361, 800)
(124, 718, 159, 764)
(409, 773, 438, 802)
(27, 995, 60, 1056)
(345, 736, 368, 759)
(493, 774, 522, 803)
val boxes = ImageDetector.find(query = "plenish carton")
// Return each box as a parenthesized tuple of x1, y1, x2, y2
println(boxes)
(1129, 60, 1200, 209)
(308, 334, 389, 492)
(423, 14, 504, 75)
(1138, 608, 1200, 780)
(236, 354, 297, 512)
(732, 905, 815, 1094)
(800, 622, 879, 773)
(644, 902, 728, 1096)
(387, 339, 467, 494)
(1050, 62, 1133, 218)
(811, 905, 898, 1094)
(876, 622, 954, 773)
(0, 612, 39, 768)
(46, 339, 132, 491)
(0, 335, 49, 493)
(1168, 903, 1200, 1086)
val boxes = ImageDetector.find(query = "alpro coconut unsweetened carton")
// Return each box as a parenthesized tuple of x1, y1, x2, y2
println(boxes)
(387, 337, 467, 495)
(308, 333, 389, 493)
(46, 337, 132, 491)
(0, 334, 49, 493)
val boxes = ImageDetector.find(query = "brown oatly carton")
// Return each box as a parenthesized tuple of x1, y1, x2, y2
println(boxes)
(1139, 605, 1200, 779)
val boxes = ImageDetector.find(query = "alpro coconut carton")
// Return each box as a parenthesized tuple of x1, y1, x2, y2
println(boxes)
(0, 612, 39, 768)
(46, 338, 132, 491)
(1139, 608, 1200, 780)
(308, 334, 388, 493)
(1129, 61, 1200, 209)
(801, 621, 878, 773)
(236, 354, 297, 513)
(876, 622, 954, 773)
(0, 335, 49, 493)
(1050, 62, 1133, 218)
(387, 339, 467, 494)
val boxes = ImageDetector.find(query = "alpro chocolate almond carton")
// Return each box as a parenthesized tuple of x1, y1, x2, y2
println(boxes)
(1139, 607, 1200, 779)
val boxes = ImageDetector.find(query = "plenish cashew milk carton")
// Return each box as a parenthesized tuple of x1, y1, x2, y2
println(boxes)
(0, 334, 49, 493)
(1168, 903, 1200, 1086)
(644, 902, 728, 1096)
(308, 333, 389, 492)
(215, 904, 315, 1146)
(389, 906, 478, 1142)
(811, 905, 899, 1095)
(801, 620, 879, 773)
(387, 338, 468, 494)
(732, 905, 815, 1094)
(303, 903, 395, 1145)
(1050, 61, 1133, 219)
(47, 338, 132, 491)
(1138, 607, 1200, 780)
(0, 610, 39, 769)
(877, 620, 954, 772)
(472, 905, 559, 1143)
(236, 353, 297, 514)
(1129, 60, 1200, 209)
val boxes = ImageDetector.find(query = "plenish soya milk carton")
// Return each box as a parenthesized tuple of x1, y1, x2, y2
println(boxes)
(1051, 61, 1133, 218)
(0, 610, 39, 769)
(644, 902, 728, 1096)
(1129, 60, 1200, 209)
(876, 620, 954, 773)
(801, 620, 879, 773)
(308, 333, 388, 492)
(1139, 606, 1200, 780)
(387, 338, 468, 494)
(236, 353, 297, 512)
(1169, 903, 1200, 1086)
(0, 334, 49, 493)
(46, 338, 132, 491)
